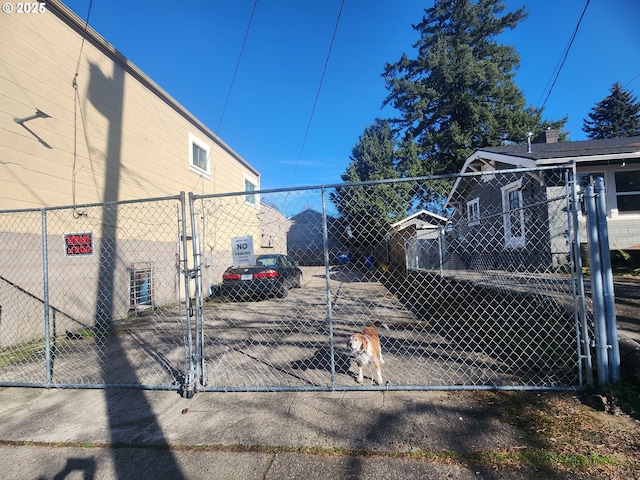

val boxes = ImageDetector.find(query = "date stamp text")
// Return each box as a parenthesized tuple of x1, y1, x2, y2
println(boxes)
(3, 2, 47, 14)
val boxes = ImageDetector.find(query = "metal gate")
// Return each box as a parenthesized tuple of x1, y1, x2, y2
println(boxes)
(0, 194, 193, 392)
(0, 167, 599, 395)
(184, 166, 594, 394)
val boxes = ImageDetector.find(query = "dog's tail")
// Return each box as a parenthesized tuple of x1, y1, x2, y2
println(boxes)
(373, 320, 390, 331)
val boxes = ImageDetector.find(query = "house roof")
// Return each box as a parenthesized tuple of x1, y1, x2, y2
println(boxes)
(288, 208, 337, 222)
(390, 210, 448, 231)
(446, 136, 640, 208)
(479, 135, 640, 165)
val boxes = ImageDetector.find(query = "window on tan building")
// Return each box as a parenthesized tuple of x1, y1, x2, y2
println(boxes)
(189, 132, 210, 177)
(244, 177, 258, 207)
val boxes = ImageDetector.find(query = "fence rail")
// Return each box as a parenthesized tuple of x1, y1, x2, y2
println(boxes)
(0, 167, 599, 395)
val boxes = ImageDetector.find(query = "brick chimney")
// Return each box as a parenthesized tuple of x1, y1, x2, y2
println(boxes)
(533, 128, 560, 144)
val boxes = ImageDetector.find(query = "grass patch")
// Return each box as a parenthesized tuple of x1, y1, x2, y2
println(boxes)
(473, 390, 640, 475)
(0, 340, 46, 367)
(1, 438, 636, 477)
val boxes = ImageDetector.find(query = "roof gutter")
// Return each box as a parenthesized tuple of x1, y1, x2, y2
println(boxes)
(535, 151, 640, 166)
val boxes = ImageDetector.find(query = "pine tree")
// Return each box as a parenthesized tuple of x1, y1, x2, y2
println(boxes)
(382, 0, 562, 176)
(330, 120, 411, 250)
(583, 82, 640, 139)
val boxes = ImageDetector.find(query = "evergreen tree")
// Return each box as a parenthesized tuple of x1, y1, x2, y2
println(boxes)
(330, 120, 411, 250)
(583, 82, 640, 139)
(382, 0, 562, 176)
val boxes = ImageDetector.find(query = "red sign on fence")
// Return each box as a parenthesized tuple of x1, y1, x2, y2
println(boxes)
(64, 232, 93, 256)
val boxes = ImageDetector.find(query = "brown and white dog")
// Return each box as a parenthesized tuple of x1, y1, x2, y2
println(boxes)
(347, 323, 384, 385)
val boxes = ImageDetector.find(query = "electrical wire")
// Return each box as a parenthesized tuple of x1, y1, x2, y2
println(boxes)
(564, 71, 640, 136)
(216, 0, 259, 135)
(538, 0, 590, 112)
(290, 0, 345, 186)
(623, 72, 640, 89)
(72, 0, 93, 84)
(71, 0, 93, 217)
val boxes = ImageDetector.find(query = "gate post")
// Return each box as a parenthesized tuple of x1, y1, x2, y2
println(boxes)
(594, 177, 621, 383)
(584, 184, 609, 384)
(567, 169, 593, 385)
(188, 192, 206, 388)
(321, 187, 336, 389)
(179, 192, 197, 398)
(41, 209, 52, 386)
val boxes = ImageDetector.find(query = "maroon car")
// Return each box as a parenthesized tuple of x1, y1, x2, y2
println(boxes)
(221, 254, 302, 300)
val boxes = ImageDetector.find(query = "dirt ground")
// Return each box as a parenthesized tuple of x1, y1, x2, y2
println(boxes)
(492, 275, 640, 478)
(470, 388, 640, 478)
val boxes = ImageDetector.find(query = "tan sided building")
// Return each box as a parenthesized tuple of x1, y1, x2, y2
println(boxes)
(1, 0, 260, 208)
(0, 1, 277, 346)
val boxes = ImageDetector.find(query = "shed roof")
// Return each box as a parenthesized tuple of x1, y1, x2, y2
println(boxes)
(390, 210, 448, 232)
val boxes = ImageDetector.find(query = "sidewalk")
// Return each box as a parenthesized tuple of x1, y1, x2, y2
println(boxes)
(1, 277, 636, 480)
(0, 387, 539, 480)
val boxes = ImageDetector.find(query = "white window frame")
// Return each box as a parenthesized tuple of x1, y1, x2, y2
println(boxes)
(188, 132, 211, 178)
(467, 197, 480, 226)
(501, 179, 526, 249)
(576, 165, 640, 220)
(614, 169, 640, 214)
(244, 174, 259, 208)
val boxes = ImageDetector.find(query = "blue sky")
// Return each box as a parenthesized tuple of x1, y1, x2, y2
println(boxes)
(62, 0, 640, 191)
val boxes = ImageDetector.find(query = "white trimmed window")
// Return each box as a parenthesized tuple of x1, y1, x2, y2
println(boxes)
(615, 169, 640, 213)
(501, 180, 525, 248)
(244, 175, 258, 207)
(576, 167, 640, 218)
(467, 198, 480, 226)
(189, 132, 210, 177)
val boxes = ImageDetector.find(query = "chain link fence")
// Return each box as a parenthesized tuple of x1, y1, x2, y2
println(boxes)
(0, 195, 191, 390)
(0, 166, 592, 393)
(193, 166, 589, 391)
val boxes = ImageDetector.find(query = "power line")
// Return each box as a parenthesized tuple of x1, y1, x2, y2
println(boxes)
(538, 0, 590, 112)
(216, 0, 259, 135)
(623, 72, 640, 89)
(290, 0, 345, 186)
(71, 0, 93, 215)
(565, 71, 640, 136)
(72, 0, 93, 84)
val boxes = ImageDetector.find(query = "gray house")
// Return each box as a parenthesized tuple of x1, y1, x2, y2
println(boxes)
(286, 209, 345, 265)
(446, 134, 640, 271)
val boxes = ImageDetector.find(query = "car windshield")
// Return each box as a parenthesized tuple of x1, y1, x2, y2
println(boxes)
(256, 256, 277, 267)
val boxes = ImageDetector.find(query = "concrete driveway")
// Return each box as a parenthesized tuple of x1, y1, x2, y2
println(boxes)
(198, 266, 572, 390)
(0, 266, 584, 391)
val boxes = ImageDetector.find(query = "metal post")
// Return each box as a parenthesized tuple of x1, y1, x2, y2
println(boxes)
(41, 210, 52, 386)
(404, 239, 409, 273)
(584, 184, 609, 384)
(321, 187, 336, 389)
(188, 192, 206, 387)
(594, 177, 621, 382)
(180, 192, 196, 398)
(438, 226, 445, 279)
(566, 169, 593, 385)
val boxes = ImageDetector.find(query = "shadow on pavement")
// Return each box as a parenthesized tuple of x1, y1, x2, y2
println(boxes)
(88, 60, 186, 480)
